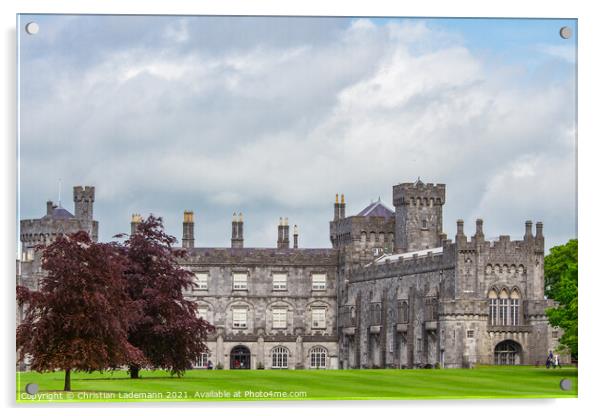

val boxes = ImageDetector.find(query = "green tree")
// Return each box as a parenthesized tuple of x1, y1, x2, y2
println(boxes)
(545, 239, 577, 359)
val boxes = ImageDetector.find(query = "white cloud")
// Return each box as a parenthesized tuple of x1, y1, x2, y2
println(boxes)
(538, 44, 576, 64)
(19, 18, 576, 250)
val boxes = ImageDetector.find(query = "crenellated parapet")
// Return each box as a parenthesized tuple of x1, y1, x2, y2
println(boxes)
(392, 181, 446, 207)
(349, 245, 456, 282)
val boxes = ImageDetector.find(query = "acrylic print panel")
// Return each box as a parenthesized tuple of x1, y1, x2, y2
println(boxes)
(16, 14, 577, 403)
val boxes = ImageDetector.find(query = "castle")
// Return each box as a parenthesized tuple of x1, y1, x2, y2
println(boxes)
(17, 180, 563, 370)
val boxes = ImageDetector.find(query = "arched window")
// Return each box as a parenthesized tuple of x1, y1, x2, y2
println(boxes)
(309, 346, 327, 369)
(425, 297, 438, 320)
(488, 289, 498, 325)
(499, 289, 509, 326)
(398, 300, 409, 323)
(271, 346, 289, 369)
(370, 302, 382, 325)
(510, 289, 521, 326)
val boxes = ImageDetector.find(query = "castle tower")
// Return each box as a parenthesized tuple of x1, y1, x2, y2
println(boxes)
(231, 213, 243, 248)
(182, 211, 195, 249)
(277, 217, 290, 249)
(392, 179, 445, 253)
(73, 186, 95, 221)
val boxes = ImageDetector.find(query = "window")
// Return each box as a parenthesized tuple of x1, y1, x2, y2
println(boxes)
(489, 288, 520, 327)
(309, 346, 327, 369)
(370, 303, 382, 325)
(425, 297, 438, 320)
(195, 272, 208, 290)
(197, 306, 208, 321)
(272, 273, 287, 291)
(194, 352, 209, 368)
(311, 308, 326, 329)
(467, 330, 475, 338)
(488, 289, 498, 325)
(422, 219, 428, 229)
(312, 274, 326, 290)
(552, 331, 559, 339)
(233, 273, 248, 290)
(398, 300, 409, 323)
(510, 289, 520, 326)
(272, 308, 287, 329)
(499, 289, 509, 326)
(271, 346, 289, 369)
(233, 308, 248, 328)
(341, 306, 354, 327)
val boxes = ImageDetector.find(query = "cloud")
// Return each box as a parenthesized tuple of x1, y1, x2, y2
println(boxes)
(18, 17, 576, 251)
(537, 43, 576, 64)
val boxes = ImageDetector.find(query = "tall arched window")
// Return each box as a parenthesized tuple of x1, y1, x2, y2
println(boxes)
(488, 289, 498, 325)
(510, 289, 521, 326)
(271, 346, 289, 369)
(398, 300, 409, 323)
(499, 289, 509, 326)
(309, 346, 327, 369)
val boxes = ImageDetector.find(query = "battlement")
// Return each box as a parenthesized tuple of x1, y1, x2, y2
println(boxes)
(393, 181, 446, 207)
(73, 186, 95, 201)
(455, 218, 544, 254)
(351, 245, 455, 282)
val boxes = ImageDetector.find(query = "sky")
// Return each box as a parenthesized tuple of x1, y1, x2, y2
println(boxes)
(17, 15, 577, 251)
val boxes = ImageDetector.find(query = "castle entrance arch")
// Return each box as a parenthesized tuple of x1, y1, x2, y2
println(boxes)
(230, 345, 251, 369)
(494, 340, 522, 365)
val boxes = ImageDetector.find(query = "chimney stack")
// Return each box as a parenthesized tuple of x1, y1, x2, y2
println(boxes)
(475, 218, 484, 239)
(182, 211, 195, 249)
(231, 212, 244, 248)
(46, 200, 54, 215)
(524, 220, 533, 241)
(293, 224, 299, 249)
(131, 213, 143, 235)
(277, 217, 290, 249)
(455, 219, 466, 244)
(535, 221, 543, 240)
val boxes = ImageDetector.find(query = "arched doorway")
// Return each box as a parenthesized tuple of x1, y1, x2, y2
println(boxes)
(494, 340, 522, 365)
(230, 345, 251, 369)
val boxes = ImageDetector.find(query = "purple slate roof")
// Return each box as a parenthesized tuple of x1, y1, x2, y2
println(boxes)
(43, 207, 75, 220)
(356, 200, 394, 218)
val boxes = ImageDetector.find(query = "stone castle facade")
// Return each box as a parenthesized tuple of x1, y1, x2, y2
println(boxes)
(18, 180, 563, 370)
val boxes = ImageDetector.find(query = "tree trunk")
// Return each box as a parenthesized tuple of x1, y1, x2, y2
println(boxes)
(64, 368, 71, 391)
(130, 364, 140, 379)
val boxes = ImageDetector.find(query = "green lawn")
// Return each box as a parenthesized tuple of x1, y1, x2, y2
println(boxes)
(16, 366, 577, 403)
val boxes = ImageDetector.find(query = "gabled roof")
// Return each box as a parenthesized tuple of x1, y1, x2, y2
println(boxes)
(356, 199, 394, 218)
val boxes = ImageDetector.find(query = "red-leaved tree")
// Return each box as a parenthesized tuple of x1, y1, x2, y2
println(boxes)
(119, 215, 214, 378)
(16, 231, 146, 391)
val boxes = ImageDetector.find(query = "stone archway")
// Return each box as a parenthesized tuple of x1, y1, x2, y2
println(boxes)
(494, 340, 522, 365)
(230, 345, 251, 369)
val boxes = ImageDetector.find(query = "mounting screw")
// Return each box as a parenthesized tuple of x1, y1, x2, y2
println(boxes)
(25, 22, 39, 35)
(559, 378, 572, 391)
(25, 383, 39, 395)
(559, 26, 572, 39)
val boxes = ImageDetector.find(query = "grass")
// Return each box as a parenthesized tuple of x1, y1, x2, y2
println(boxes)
(16, 365, 577, 403)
